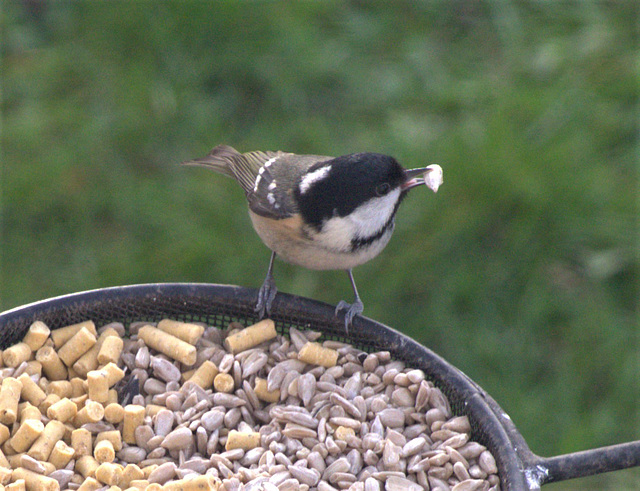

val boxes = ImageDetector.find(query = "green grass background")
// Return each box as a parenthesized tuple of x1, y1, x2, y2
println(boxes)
(1, 1, 638, 488)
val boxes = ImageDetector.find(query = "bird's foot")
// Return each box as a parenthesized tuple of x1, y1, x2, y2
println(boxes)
(335, 298, 364, 334)
(255, 274, 277, 319)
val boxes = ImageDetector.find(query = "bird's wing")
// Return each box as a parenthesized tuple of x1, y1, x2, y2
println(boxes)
(247, 153, 336, 219)
(230, 150, 291, 196)
(183, 145, 333, 220)
(183, 145, 295, 218)
(182, 145, 290, 193)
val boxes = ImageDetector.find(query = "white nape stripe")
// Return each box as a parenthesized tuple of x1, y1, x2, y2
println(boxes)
(299, 165, 331, 194)
(253, 156, 280, 193)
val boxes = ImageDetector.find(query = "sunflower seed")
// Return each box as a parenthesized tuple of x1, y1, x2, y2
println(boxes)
(385, 476, 423, 491)
(162, 427, 194, 450)
(452, 479, 490, 491)
(479, 450, 498, 475)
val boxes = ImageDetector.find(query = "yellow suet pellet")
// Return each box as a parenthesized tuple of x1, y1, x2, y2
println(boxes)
(46, 397, 77, 423)
(76, 455, 100, 478)
(223, 319, 277, 354)
(71, 428, 93, 457)
(0, 378, 22, 425)
(157, 319, 204, 345)
(137, 326, 196, 366)
(87, 370, 109, 403)
(2, 343, 31, 369)
(97, 336, 123, 366)
(72, 327, 119, 378)
(58, 327, 96, 367)
(27, 419, 65, 461)
(11, 468, 59, 491)
(48, 440, 75, 469)
(51, 320, 96, 349)
(8, 419, 44, 453)
(297, 341, 339, 368)
(225, 429, 261, 451)
(22, 321, 50, 352)
(74, 400, 104, 426)
(122, 405, 145, 444)
(94, 439, 115, 463)
(104, 403, 124, 424)
(17, 373, 46, 407)
(36, 346, 67, 381)
(189, 361, 218, 389)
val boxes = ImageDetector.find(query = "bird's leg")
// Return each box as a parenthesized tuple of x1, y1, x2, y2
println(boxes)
(335, 269, 364, 334)
(255, 251, 278, 319)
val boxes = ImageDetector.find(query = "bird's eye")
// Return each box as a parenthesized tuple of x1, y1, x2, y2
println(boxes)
(376, 183, 391, 196)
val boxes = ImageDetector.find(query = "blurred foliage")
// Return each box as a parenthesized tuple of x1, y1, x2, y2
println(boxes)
(1, 1, 638, 488)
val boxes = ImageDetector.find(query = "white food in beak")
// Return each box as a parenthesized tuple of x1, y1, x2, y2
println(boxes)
(424, 164, 443, 192)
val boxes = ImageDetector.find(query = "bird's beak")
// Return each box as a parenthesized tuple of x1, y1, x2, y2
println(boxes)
(402, 165, 443, 192)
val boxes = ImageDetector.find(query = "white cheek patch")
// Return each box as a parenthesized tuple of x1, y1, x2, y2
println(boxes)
(312, 188, 401, 251)
(299, 165, 332, 194)
(349, 188, 400, 237)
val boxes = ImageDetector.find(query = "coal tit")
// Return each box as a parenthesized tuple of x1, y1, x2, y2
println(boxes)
(183, 145, 442, 330)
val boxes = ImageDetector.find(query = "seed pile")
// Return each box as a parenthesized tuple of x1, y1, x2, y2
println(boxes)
(0, 317, 500, 491)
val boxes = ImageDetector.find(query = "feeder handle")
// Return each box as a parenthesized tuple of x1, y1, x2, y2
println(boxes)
(482, 392, 640, 489)
(522, 441, 640, 487)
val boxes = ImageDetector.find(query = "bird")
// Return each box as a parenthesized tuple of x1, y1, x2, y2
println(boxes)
(183, 145, 443, 331)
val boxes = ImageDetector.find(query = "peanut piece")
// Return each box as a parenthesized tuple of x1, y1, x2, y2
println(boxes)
(225, 429, 260, 451)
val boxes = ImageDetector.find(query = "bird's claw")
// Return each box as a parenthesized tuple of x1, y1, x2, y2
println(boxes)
(335, 298, 364, 334)
(255, 275, 277, 319)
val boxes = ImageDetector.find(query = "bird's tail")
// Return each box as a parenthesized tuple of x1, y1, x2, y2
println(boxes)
(181, 145, 240, 179)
